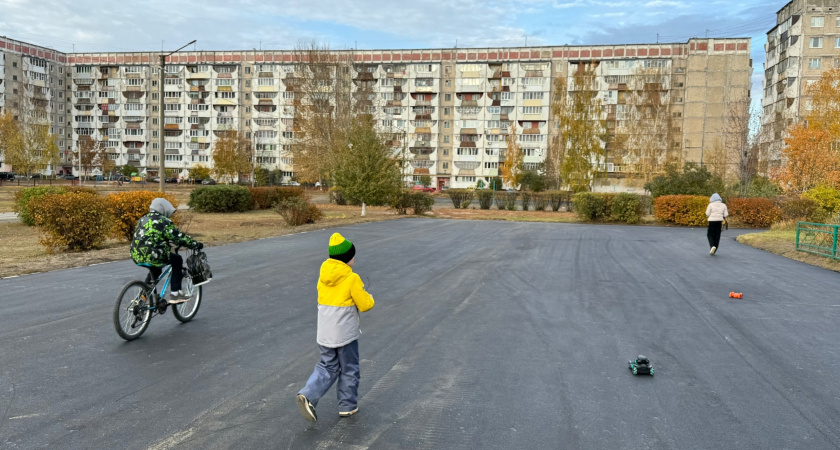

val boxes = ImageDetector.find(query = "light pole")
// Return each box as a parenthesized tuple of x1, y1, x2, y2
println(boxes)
(158, 39, 196, 193)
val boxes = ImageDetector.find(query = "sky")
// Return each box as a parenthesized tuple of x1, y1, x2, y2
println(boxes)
(1, 0, 782, 106)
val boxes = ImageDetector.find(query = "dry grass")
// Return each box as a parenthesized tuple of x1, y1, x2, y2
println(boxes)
(0, 204, 398, 278)
(737, 229, 840, 272)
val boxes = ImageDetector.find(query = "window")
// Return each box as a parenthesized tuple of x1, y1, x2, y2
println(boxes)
(164, 103, 181, 111)
(485, 148, 499, 156)
(484, 162, 499, 169)
(245, 67, 251, 74)
(456, 147, 479, 156)
(519, 134, 545, 142)
(127, 78, 142, 86)
(444, 121, 450, 129)
(257, 78, 274, 86)
(501, 92, 513, 100)
(522, 92, 544, 100)
(443, 135, 450, 143)
(810, 37, 823, 48)
(216, 79, 235, 86)
(445, 93, 452, 102)
(812, 16, 825, 27)
(125, 66, 142, 74)
(75, 65, 91, 73)
(835, 37, 840, 48)
(444, 107, 450, 116)
(522, 148, 541, 157)
(215, 92, 236, 99)
(456, 176, 476, 182)
(445, 80, 451, 87)
(164, 91, 181, 98)
(487, 106, 501, 115)
(810, 58, 822, 69)
(165, 78, 181, 86)
(521, 106, 542, 115)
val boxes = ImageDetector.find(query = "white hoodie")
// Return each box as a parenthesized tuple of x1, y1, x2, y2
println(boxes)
(705, 194, 729, 222)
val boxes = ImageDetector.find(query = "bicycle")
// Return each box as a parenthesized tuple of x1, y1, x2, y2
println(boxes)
(113, 248, 205, 341)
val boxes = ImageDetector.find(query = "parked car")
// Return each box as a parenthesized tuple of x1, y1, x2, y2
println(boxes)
(29, 174, 43, 179)
(281, 181, 300, 186)
(412, 184, 435, 193)
(62, 174, 79, 180)
(201, 179, 217, 185)
(0, 172, 15, 181)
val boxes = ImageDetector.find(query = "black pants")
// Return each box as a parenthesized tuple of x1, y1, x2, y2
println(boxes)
(707, 221, 722, 249)
(145, 253, 184, 292)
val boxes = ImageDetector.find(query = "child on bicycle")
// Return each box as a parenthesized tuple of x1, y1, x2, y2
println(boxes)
(130, 198, 203, 304)
(296, 233, 374, 422)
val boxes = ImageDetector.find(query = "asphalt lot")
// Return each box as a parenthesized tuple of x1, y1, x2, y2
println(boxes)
(1, 219, 839, 449)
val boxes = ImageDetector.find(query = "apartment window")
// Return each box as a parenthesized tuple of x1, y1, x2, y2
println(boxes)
(835, 37, 840, 48)
(456, 148, 479, 156)
(216, 79, 235, 86)
(152, 80, 157, 87)
(443, 135, 450, 143)
(521, 106, 542, 115)
(164, 104, 181, 111)
(837, 16, 840, 27)
(810, 58, 822, 69)
(165, 78, 181, 86)
(484, 162, 499, 169)
(445, 93, 451, 102)
(444, 107, 450, 116)
(501, 92, 513, 100)
(810, 37, 823, 48)
(522, 148, 541, 157)
(164, 91, 181, 98)
(445, 80, 451, 87)
(443, 149, 449, 156)
(522, 92, 544, 100)
(444, 121, 450, 129)
(812, 16, 825, 27)
(151, 93, 158, 100)
(215, 92, 236, 99)
(258, 78, 274, 86)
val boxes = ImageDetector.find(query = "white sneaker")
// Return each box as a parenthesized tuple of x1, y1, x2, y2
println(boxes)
(169, 291, 190, 304)
(339, 407, 359, 417)
(296, 394, 317, 423)
(710, 246, 717, 255)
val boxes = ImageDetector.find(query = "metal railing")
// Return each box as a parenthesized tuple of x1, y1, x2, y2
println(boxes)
(796, 222, 840, 260)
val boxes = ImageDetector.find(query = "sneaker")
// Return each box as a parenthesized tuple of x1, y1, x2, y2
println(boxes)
(296, 394, 317, 423)
(710, 246, 717, 255)
(168, 291, 190, 304)
(339, 407, 359, 417)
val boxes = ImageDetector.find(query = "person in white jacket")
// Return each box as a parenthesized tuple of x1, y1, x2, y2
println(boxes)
(705, 193, 729, 255)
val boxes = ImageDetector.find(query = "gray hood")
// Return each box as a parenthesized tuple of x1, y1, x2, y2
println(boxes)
(150, 198, 176, 218)
(710, 193, 722, 203)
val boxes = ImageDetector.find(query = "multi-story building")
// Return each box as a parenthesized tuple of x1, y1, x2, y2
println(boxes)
(0, 37, 69, 173)
(2, 37, 752, 190)
(762, 0, 840, 161)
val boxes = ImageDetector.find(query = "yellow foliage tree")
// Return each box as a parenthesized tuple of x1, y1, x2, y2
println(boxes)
(211, 130, 252, 183)
(500, 122, 524, 188)
(777, 124, 840, 193)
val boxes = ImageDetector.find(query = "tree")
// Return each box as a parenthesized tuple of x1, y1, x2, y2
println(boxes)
(332, 115, 401, 215)
(644, 163, 724, 198)
(190, 163, 212, 181)
(520, 170, 547, 192)
(776, 124, 840, 193)
(552, 64, 607, 192)
(6, 119, 59, 177)
(616, 66, 679, 184)
(419, 175, 432, 187)
(500, 122, 524, 188)
(211, 130, 252, 183)
(119, 164, 135, 177)
(73, 138, 113, 178)
(0, 112, 22, 170)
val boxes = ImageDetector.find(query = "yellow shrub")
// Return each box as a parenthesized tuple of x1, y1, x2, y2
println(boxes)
(29, 192, 113, 252)
(106, 191, 179, 241)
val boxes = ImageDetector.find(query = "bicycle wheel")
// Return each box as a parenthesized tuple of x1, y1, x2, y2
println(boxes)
(172, 274, 202, 323)
(114, 280, 153, 341)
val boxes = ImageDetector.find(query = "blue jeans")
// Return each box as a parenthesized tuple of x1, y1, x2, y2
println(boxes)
(298, 340, 360, 412)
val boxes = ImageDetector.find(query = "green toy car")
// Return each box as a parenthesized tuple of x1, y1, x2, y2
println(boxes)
(629, 355, 654, 376)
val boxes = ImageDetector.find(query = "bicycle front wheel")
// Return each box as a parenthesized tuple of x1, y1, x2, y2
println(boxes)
(172, 275, 202, 323)
(114, 281, 153, 341)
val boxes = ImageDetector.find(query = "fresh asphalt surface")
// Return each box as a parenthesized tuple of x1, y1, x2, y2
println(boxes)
(1, 219, 839, 449)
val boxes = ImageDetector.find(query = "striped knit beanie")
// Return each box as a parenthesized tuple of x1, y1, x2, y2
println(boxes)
(328, 233, 356, 264)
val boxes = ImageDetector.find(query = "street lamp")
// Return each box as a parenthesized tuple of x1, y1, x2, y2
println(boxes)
(158, 39, 196, 193)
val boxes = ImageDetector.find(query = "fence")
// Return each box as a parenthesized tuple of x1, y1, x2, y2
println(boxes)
(796, 222, 840, 260)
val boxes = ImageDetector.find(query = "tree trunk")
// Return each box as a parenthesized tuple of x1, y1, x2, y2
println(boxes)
(361, 202, 366, 217)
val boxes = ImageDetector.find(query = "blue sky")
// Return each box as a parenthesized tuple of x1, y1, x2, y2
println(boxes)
(2, 0, 782, 102)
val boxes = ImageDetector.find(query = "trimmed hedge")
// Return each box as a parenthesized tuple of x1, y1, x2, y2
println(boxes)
(546, 191, 569, 212)
(572, 193, 611, 221)
(520, 192, 534, 211)
(188, 185, 252, 213)
(14, 187, 68, 226)
(778, 197, 827, 223)
(248, 186, 305, 210)
(448, 189, 474, 209)
(106, 191, 180, 241)
(728, 198, 781, 228)
(533, 193, 549, 211)
(611, 193, 644, 224)
(411, 192, 434, 215)
(29, 192, 113, 251)
(654, 195, 708, 226)
(275, 197, 322, 226)
(496, 192, 518, 210)
(572, 192, 646, 224)
(390, 190, 434, 215)
(477, 190, 494, 210)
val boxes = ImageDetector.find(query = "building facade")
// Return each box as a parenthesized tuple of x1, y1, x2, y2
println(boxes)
(762, 0, 840, 160)
(1, 37, 751, 189)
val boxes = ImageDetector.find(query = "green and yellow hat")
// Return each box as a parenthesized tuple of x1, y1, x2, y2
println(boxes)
(328, 233, 356, 264)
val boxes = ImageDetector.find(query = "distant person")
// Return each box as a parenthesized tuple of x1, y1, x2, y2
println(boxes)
(296, 233, 374, 423)
(705, 193, 729, 255)
(130, 198, 203, 303)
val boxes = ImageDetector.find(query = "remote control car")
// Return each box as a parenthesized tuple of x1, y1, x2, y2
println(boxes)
(629, 355, 654, 376)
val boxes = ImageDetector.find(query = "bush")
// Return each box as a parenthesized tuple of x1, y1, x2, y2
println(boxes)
(29, 192, 113, 252)
(644, 163, 724, 198)
(520, 192, 533, 211)
(495, 191, 518, 210)
(779, 197, 827, 223)
(748, 176, 782, 198)
(411, 192, 434, 215)
(533, 193, 549, 211)
(389, 189, 412, 215)
(275, 197, 322, 226)
(188, 185, 252, 213)
(611, 193, 644, 224)
(106, 191, 180, 241)
(802, 186, 840, 221)
(654, 195, 708, 226)
(728, 198, 781, 228)
(330, 187, 347, 205)
(520, 171, 547, 192)
(14, 186, 67, 226)
(248, 186, 305, 210)
(448, 189, 474, 209)
(572, 192, 611, 221)
(546, 191, 567, 212)
(476, 190, 494, 210)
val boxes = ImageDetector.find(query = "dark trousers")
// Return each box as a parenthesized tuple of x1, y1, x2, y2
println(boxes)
(144, 253, 184, 292)
(298, 340, 360, 412)
(707, 221, 722, 249)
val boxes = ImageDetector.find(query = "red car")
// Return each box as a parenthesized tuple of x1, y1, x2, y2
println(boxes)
(412, 185, 435, 193)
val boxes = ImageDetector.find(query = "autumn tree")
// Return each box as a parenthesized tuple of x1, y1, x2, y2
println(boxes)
(72, 138, 113, 178)
(551, 64, 607, 192)
(211, 130, 252, 183)
(190, 163, 212, 181)
(776, 124, 840, 193)
(332, 115, 401, 216)
(0, 112, 21, 170)
(501, 122, 525, 188)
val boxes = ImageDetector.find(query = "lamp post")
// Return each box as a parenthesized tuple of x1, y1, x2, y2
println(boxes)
(158, 39, 196, 193)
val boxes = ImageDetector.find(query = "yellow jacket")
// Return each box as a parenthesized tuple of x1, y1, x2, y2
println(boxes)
(316, 259, 375, 347)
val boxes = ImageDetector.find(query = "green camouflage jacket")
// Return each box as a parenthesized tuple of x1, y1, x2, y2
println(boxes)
(130, 212, 197, 267)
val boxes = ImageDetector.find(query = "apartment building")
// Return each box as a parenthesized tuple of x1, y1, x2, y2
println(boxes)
(2, 37, 751, 190)
(0, 37, 69, 173)
(762, 0, 840, 160)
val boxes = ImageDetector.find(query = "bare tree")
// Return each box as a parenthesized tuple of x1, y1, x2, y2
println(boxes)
(73, 138, 113, 178)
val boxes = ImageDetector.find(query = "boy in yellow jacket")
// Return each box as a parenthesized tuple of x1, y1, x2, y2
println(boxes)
(296, 233, 375, 422)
